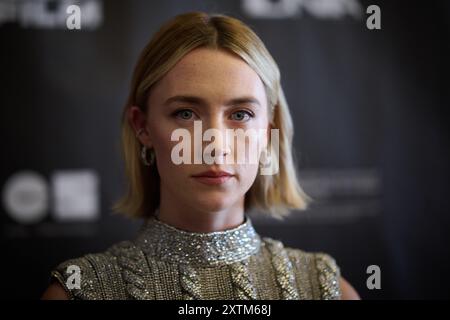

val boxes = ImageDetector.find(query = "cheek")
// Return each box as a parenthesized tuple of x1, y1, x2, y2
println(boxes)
(149, 123, 184, 177)
(231, 129, 266, 192)
(235, 163, 259, 195)
(231, 128, 267, 165)
(154, 143, 174, 176)
(155, 142, 190, 183)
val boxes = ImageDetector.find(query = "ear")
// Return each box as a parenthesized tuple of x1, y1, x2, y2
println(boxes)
(128, 105, 153, 147)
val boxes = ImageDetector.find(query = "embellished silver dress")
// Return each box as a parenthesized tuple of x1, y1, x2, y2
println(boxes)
(51, 216, 341, 300)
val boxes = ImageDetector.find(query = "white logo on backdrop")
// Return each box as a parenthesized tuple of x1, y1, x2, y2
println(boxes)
(242, 0, 363, 19)
(2, 170, 100, 224)
(2, 171, 48, 224)
(52, 170, 100, 222)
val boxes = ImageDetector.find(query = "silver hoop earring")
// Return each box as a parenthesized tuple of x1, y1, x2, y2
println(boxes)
(141, 146, 155, 166)
(136, 128, 145, 138)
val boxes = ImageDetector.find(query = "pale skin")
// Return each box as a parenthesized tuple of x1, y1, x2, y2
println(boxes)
(42, 48, 360, 300)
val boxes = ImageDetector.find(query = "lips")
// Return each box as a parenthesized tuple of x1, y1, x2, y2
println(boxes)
(191, 170, 234, 185)
(192, 170, 233, 178)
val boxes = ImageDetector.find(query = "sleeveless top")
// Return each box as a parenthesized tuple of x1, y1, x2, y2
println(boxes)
(50, 215, 341, 300)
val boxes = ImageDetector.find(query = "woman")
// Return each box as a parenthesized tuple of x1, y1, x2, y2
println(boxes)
(42, 11, 359, 300)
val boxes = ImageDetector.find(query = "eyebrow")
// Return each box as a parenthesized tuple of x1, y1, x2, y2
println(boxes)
(163, 95, 261, 108)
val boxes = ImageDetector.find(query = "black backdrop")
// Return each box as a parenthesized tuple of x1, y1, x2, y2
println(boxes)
(1, 0, 449, 299)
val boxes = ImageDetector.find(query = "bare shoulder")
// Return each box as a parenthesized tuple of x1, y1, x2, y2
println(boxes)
(339, 277, 360, 300)
(41, 281, 70, 300)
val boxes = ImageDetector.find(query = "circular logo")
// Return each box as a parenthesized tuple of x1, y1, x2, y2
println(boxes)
(2, 171, 48, 224)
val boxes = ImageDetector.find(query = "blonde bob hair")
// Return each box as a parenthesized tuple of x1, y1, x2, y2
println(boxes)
(113, 11, 310, 219)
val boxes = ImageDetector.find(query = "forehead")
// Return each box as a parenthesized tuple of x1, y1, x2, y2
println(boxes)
(151, 48, 267, 103)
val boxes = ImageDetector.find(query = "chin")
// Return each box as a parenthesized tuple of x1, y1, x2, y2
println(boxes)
(191, 193, 237, 213)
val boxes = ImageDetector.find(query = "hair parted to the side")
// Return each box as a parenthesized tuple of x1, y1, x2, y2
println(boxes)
(112, 11, 311, 219)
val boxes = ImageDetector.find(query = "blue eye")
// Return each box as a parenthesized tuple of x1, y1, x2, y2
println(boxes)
(231, 110, 253, 122)
(174, 109, 194, 120)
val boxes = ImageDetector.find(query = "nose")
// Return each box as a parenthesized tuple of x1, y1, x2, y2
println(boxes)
(202, 116, 232, 161)
(210, 141, 231, 158)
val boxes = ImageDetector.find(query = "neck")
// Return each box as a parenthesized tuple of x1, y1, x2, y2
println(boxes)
(158, 186, 245, 233)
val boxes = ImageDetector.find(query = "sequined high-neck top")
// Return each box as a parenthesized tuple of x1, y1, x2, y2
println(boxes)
(50, 216, 341, 300)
